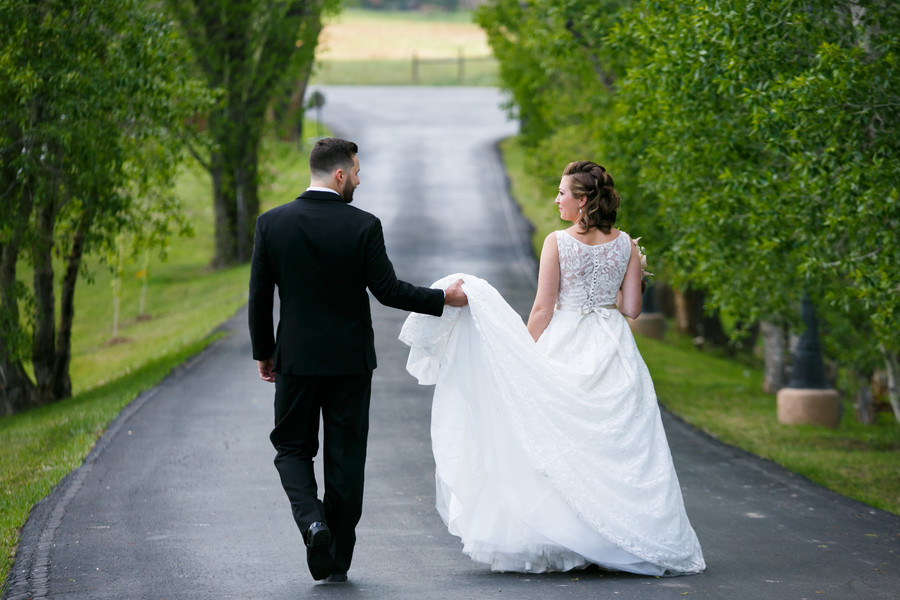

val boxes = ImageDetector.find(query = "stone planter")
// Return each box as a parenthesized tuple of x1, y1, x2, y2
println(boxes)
(629, 312, 665, 341)
(776, 388, 842, 428)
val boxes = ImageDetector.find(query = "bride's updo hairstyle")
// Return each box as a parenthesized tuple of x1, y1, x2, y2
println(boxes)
(563, 161, 620, 234)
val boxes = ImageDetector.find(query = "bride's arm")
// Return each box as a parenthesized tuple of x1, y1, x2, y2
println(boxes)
(618, 242, 643, 319)
(527, 233, 560, 342)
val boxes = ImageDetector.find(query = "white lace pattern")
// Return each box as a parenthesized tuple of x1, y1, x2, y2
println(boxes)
(556, 230, 630, 309)
(399, 230, 705, 577)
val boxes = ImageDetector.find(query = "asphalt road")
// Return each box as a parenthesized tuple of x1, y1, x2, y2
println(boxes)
(5, 86, 899, 600)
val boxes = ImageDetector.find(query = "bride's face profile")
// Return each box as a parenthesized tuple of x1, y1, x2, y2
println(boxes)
(556, 176, 584, 223)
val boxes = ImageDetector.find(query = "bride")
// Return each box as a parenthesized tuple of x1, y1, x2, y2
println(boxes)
(399, 161, 705, 576)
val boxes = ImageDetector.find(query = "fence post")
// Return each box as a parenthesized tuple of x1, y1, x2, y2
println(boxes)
(458, 47, 464, 85)
(412, 52, 419, 85)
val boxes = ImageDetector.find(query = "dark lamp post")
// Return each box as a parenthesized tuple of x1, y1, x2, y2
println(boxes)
(776, 292, 841, 428)
(643, 283, 658, 313)
(786, 294, 829, 389)
(307, 90, 326, 140)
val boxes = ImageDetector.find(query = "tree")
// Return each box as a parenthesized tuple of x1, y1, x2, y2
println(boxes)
(0, 0, 212, 415)
(611, 0, 900, 419)
(476, 0, 707, 329)
(166, 0, 338, 267)
(479, 0, 900, 420)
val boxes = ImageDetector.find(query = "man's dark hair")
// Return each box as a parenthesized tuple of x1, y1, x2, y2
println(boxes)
(309, 137, 358, 178)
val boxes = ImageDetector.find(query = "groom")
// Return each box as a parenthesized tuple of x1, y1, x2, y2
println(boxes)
(248, 137, 466, 583)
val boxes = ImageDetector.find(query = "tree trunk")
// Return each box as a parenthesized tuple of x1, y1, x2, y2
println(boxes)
(0, 181, 39, 415)
(292, 77, 309, 141)
(673, 287, 729, 347)
(0, 360, 38, 417)
(234, 141, 259, 263)
(169, 0, 327, 268)
(209, 113, 261, 267)
(271, 75, 310, 142)
(700, 309, 729, 348)
(31, 201, 59, 406)
(672, 288, 693, 335)
(0, 230, 38, 415)
(52, 211, 91, 401)
(760, 320, 787, 393)
(653, 282, 676, 319)
(880, 347, 900, 424)
(854, 370, 875, 425)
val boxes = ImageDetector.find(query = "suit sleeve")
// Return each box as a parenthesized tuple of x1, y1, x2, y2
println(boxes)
(364, 218, 444, 317)
(248, 216, 276, 360)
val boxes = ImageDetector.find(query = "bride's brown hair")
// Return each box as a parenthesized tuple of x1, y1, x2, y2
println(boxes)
(563, 161, 620, 234)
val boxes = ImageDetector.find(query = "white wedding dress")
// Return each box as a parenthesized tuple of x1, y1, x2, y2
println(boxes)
(399, 230, 705, 576)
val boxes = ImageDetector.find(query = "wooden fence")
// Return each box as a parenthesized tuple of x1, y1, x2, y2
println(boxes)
(411, 50, 497, 85)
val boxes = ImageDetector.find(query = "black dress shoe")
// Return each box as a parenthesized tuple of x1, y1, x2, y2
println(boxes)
(325, 572, 347, 583)
(305, 521, 333, 581)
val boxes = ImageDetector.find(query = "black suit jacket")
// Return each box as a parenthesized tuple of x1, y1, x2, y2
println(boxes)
(248, 190, 445, 376)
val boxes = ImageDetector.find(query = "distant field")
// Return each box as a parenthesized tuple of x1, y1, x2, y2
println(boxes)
(318, 8, 491, 59)
(313, 8, 498, 86)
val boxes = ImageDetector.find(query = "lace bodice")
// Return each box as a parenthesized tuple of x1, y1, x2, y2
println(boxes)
(556, 230, 631, 309)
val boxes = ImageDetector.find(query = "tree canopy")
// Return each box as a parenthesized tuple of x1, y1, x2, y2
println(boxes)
(166, 0, 339, 267)
(477, 0, 900, 420)
(0, 0, 212, 415)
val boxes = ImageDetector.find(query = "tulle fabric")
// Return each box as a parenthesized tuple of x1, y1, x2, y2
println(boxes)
(399, 274, 705, 576)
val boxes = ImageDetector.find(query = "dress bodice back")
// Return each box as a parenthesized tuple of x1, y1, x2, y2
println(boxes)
(556, 230, 631, 309)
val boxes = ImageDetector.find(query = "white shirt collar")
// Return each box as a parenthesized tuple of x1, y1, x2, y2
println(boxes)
(306, 186, 340, 196)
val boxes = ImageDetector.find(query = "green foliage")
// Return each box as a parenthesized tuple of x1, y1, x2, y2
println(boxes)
(1, 1, 205, 251)
(0, 0, 214, 412)
(614, 1, 900, 338)
(67, 135, 313, 396)
(167, 0, 340, 266)
(501, 130, 900, 514)
(476, 0, 621, 143)
(479, 0, 900, 413)
(475, 0, 660, 254)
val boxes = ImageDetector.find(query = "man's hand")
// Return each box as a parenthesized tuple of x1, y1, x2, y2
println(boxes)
(444, 279, 468, 307)
(257, 357, 275, 383)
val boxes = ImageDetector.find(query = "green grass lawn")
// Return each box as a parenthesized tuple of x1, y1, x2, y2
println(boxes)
(499, 135, 900, 516)
(0, 132, 319, 589)
(638, 329, 900, 515)
(313, 56, 499, 86)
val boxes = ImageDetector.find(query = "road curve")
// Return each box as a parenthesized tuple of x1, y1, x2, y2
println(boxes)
(5, 86, 898, 600)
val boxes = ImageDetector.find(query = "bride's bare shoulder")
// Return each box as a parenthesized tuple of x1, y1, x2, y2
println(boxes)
(543, 230, 561, 250)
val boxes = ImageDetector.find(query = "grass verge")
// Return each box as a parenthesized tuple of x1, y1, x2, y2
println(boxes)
(498, 136, 900, 516)
(640, 329, 900, 515)
(0, 335, 220, 588)
(313, 57, 498, 86)
(0, 133, 319, 589)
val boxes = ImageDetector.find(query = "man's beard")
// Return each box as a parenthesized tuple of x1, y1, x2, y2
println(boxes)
(341, 179, 355, 203)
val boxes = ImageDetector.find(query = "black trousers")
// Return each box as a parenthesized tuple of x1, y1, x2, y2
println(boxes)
(270, 371, 372, 574)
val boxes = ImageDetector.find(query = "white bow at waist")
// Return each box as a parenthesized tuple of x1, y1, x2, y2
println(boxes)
(555, 303, 618, 317)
